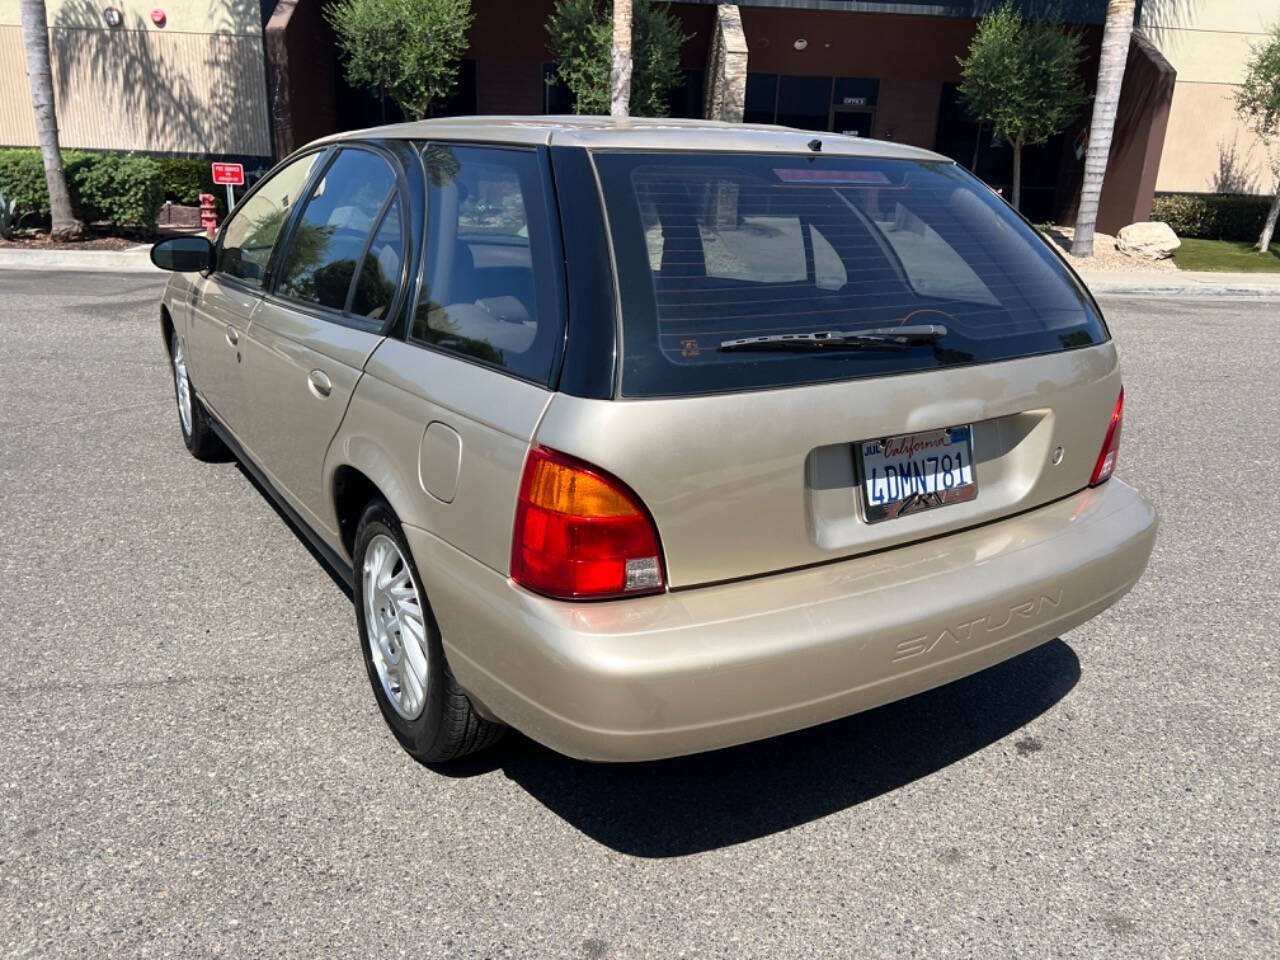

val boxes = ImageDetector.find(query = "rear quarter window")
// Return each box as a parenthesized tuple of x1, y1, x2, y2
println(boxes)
(409, 143, 564, 385)
(594, 153, 1106, 397)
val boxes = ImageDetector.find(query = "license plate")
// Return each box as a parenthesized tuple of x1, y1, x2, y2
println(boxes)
(857, 425, 977, 523)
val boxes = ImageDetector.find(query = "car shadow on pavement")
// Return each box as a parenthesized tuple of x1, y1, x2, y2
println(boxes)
(233, 465, 1080, 856)
(441, 640, 1080, 857)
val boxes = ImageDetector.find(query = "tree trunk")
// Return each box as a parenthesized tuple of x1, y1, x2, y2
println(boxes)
(610, 0, 633, 118)
(1011, 140, 1023, 211)
(1258, 185, 1280, 253)
(18, 0, 81, 240)
(1072, 0, 1135, 257)
(971, 120, 983, 173)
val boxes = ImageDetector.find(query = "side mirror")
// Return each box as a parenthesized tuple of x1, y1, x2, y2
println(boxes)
(151, 235, 213, 272)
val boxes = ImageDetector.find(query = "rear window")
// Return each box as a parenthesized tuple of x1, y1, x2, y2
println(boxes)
(594, 153, 1107, 397)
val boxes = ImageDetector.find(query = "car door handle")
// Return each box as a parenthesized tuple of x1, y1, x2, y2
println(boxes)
(225, 326, 239, 347)
(308, 369, 332, 398)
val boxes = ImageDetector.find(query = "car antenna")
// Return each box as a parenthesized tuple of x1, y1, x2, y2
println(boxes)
(807, 138, 822, 152)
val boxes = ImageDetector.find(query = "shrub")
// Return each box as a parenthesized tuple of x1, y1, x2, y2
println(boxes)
(1150, 193, 1275, 241)
(0, 147, 167, 231)
(68, 153, 165, 229)
(154, 156, 217, 206)
(0, 149, 53, 226)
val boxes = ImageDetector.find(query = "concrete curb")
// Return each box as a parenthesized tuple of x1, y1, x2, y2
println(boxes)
(0, 245, 160, 273)
(1087, 283, 1280, 299)
(1080, 269, 1280, 300)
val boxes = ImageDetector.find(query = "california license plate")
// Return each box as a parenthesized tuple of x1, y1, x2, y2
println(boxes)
(858, 425, 977, 523)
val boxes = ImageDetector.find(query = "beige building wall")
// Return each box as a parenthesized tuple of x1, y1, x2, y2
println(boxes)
(0, 0, 271, 156)
(1142, 0, 1278, 194)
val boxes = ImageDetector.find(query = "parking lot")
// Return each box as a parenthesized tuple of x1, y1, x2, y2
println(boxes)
(1, 270, 1275, 958)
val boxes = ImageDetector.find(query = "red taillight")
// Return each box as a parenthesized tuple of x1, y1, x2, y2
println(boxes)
(511, 447, 665, 600)
(1090, 387, 1124, 486)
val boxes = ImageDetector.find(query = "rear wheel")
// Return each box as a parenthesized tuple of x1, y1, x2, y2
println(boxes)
(169, 329, 225, 461)
(353, 499, 504, 762)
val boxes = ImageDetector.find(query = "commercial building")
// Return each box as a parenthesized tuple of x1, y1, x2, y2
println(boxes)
(1140, 0, 1278, 195)
(0, 0, 272, 160)
(1, 1, 1274, 228)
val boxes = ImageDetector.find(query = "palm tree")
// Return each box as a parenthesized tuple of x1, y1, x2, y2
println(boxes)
(610, 0, 633, 117)
(19, 0, 81, 239)
(1071, 0, 1134, 257)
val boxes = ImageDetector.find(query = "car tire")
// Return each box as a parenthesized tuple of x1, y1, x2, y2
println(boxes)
(353, 499, 505, 763)
(169, 328, 226, 461)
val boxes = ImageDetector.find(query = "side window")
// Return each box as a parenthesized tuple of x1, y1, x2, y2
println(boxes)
(868, 199, 998, 305)
(349, 198, 404, 320)
(637, 181, 844, 289)
(410, 143, 561, 384)
(275, 148, 398, 316)
(216, 152, 321, 286)
(811, 225, 847, 290)
(703, 215, 807, 283)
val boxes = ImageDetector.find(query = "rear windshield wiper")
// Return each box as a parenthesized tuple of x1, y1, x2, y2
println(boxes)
(718, 324, 947, 353)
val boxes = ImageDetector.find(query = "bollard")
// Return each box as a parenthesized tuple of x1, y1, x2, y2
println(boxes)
(198, 193, 218, 241)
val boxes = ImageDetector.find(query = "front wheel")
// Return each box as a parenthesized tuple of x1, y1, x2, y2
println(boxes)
(169, 328, 225, 461)
(353, 500, 505, 763)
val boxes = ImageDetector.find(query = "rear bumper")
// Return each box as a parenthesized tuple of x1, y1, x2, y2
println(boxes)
(405, 479, 1157, 762)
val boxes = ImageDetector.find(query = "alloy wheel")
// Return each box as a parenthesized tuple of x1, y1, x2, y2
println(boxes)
(171, 332, 192, 438)
(362, 533, 430, 720)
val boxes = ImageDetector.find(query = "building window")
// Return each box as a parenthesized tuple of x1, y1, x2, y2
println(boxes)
(743, 75, 879, 135)
(668, 70, 705, 120)
(433, 59, 477, 118)
(744, 73, 778, 125)
(776, 75, 831, 131)
(543, 64, 574, 114)
(833, 78, 878, 108)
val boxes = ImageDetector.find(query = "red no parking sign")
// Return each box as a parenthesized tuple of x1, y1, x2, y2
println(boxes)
(211, 162, 244, 211)
(211, 162, 244, 186)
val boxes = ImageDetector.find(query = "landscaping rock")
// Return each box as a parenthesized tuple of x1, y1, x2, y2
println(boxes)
(1039, 225, 1177, 273)
(1116, 221, 1181, 260)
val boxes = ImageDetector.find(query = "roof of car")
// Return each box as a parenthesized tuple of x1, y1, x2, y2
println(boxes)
(314, 115, 950, 162)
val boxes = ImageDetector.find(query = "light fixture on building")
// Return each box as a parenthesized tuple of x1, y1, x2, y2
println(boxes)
(102, 6, 122, 27)
(150, 8, 166, 27)
(793, 38, 808, 50)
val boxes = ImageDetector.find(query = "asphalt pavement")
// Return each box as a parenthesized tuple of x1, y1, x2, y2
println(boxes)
(0, 271, 1275, 958)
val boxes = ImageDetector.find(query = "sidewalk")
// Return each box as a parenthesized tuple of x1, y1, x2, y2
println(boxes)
(0, 244, 159, 273)
(1078, 268, 1280, 300)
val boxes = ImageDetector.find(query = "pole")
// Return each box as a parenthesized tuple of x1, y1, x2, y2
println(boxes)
(225, 183, 235, 212)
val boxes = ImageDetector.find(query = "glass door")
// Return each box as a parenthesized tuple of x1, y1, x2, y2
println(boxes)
(831, 110, 874, 137)
(830, 78, 879, 137)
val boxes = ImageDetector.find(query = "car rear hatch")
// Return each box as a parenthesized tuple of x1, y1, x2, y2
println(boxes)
(534, 149, 1121, 589)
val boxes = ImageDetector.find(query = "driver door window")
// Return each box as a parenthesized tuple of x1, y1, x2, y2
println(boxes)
(216, 152, 323, 287)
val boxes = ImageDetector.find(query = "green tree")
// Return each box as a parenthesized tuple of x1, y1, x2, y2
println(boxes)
(325, 0, 473, 121)
(547, 0, 689, 118)
(957, 3, 1089, 212)
(1235, 22, 1280, 252)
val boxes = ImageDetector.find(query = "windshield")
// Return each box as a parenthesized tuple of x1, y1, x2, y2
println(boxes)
(593, 152, 1107, 397)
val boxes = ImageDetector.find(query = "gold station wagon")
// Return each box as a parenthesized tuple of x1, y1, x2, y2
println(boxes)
(152, 117, 1157, 763)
